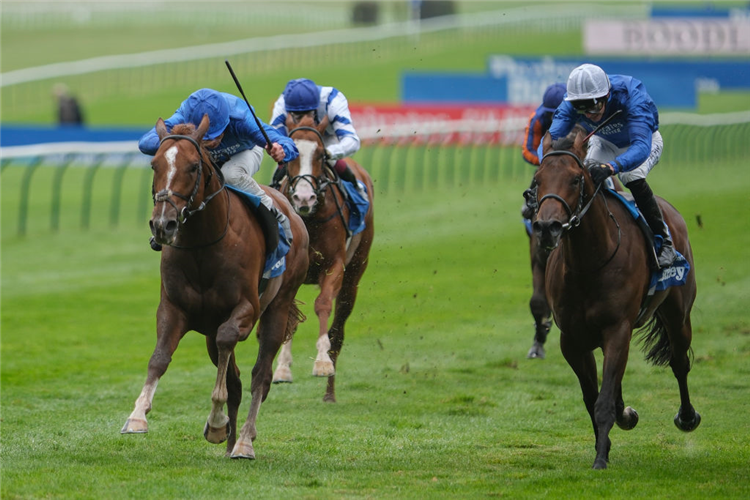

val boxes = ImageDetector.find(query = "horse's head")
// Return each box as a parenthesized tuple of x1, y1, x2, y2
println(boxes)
(532, 125, 592, 251)
(149, 114, 215, 246)
(284, 113, 331, 216)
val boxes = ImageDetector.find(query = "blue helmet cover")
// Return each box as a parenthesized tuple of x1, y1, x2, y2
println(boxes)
(186, 89, 230, 140)
(283, 78, 320, 112)
(540, 82, 567, 113)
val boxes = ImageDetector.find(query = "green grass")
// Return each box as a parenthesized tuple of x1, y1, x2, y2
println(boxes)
(2, 155, 749, 498)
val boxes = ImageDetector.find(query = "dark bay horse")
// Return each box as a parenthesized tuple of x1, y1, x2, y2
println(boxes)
(272, 113, 374, 403)
(525, 229, 553, 359)
(532, 126, 700, 469)
(121, 116, 309, 459)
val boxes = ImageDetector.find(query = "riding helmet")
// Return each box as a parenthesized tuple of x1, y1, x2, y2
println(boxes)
(283, 78, 321, 112)
(540, 82, 567, 113)
(565, 64, 610, 101)
(186, 89, 230, 141)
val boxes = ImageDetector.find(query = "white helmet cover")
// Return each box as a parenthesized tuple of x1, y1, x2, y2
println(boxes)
(565, 64, 610, 101)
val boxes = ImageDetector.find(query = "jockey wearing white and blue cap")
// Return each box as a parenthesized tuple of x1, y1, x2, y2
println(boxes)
(546, 64, 675, 268)
(268, 78, 366, 199)
(139, 88, 299, 240)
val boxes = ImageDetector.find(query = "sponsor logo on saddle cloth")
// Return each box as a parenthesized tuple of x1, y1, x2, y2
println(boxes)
(607, 189, 691, 294)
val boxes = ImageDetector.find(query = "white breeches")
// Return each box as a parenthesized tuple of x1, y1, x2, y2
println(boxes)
(586, 131, 663, 185)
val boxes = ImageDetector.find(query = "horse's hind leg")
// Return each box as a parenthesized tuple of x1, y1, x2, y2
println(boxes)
(206, 302, 255, 446)
(527, 243, 551, 359)
(206, 337, 243, 455)
(232, 302, 289, 459)
(122, 306, 187, 434)
(663, 306, 701, 432)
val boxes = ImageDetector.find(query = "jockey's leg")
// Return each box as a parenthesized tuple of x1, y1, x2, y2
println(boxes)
(616, 131, 673, 268)
(626, 179, 675, 268)
(222, 147, 293, 242)
(330, 158, 368, 201)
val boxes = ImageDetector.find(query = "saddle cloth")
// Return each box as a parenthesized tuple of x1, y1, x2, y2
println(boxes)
(226, 185, 288, 279)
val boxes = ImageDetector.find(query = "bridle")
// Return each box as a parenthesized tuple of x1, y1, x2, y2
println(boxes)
(286, 126, 351, 236)
(152, 134, 229, 249)
(286, 126, 336, 207)
(536, 149, 621, 272)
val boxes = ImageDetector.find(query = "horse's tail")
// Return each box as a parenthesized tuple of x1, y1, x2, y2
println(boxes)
(283, 299, 307, 344)
(636, 311, 693, 368)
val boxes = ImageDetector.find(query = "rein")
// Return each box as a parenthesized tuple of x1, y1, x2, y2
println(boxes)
(152, 134, 230, 250)
(287, 126, 352, 237)
(537, 149, 622, 272)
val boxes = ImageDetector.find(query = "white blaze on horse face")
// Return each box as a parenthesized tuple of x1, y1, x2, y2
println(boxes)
(293, 139, 318, 208)
(164, 145, 179, 192)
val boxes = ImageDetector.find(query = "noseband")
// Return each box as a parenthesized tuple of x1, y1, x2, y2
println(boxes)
(536, 150, 602, 231)
(152, 134, 225, 224)
(287, 126, 336, 207)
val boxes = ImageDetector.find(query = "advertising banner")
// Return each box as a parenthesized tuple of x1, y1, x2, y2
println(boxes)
(583, 19, 750, 55)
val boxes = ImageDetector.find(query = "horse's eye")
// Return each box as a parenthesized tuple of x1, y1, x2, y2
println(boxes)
(191, 163, 199, 173)
(572, 177, 580, 186)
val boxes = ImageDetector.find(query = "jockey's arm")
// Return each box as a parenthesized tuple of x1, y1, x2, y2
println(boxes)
(269, 96, 289, 136)
(138, 110, 186, 155)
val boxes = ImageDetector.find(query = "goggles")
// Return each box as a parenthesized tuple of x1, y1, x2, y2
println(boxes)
(571, 98, 605, 115)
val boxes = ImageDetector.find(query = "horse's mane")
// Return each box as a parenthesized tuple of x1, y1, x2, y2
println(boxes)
(551, 124, 588, 154)
(171, 123, 196, 135)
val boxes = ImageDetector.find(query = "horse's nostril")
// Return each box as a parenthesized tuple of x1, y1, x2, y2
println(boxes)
(166, 220, 178, 233)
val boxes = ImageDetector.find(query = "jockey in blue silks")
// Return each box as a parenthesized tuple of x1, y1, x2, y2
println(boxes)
(268, 78, 367, 200)
(546, 64, 676, 268)
(138, 88, 299, 241)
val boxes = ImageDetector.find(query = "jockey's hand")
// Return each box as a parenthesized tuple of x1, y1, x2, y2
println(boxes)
(589, 163, 614, 185)
(266, 142, 286, 163)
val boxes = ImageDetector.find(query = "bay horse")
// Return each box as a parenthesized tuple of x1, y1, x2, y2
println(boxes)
(525, 228, 553, 359)
(121, 115, 309, 460)
(532, 126, 700, 469)
(271, 113, 374, 403)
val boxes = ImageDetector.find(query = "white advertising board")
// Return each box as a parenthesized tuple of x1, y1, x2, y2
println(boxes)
(584, 19, 750, 55)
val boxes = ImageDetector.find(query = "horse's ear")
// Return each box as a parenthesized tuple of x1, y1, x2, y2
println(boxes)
(317, 114, 330, 134)
(156, 118, 168, 140)
(194, 113, 210, 142)
(285, 113, 296, 130)
(541, 131, 553, 155)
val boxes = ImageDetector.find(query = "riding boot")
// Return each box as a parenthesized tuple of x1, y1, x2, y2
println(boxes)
(626, 179, 676, 268)
(270, 164, 287, 190)
(244, 176, 293, 243)
(337, 163, 368, 202)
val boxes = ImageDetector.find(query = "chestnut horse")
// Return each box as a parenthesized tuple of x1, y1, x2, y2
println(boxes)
(121, 116, 309, 460)
(532, 126, 700, 469)
(271, 114, 374, 403)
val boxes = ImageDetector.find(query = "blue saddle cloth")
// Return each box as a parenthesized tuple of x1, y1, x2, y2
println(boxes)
(607, 188, 690, 293)
(340, 180, 370, 236)
(226, 185, 288, 279)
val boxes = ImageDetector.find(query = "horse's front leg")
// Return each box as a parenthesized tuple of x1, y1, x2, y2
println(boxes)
(122, 302, 187, 434)
(560, 332, 600, 459)
(232, 297, 290, 459)
(527, 241, 551, 359)
(594, 326, 632, 469)
(205, 301, 256, 446)
(312, 259, 344, 378)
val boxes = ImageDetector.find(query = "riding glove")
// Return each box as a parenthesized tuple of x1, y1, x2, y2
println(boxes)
(589, 164, 613, 186)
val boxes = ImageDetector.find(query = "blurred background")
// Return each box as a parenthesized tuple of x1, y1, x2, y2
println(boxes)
(1, 0, 749, 235)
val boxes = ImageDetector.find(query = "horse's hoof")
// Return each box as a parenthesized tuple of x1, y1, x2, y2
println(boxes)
(204, 420, 230, 444)
(312, 360, 335, 377)
(674, 409, 701, 432)
(592, 458, 608, 470)
(526, 343, 546, 359)
(230, 440, 256, 460)
(273, 366, 293, 384)
(121, 418, 148, 434)
(616, 406, 639, 430)
(323, 393, 337, 403)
